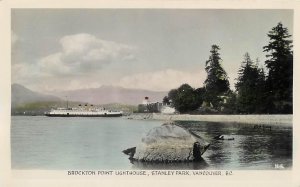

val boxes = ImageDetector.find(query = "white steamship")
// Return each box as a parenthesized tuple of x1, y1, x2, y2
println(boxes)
(45, 103, 122, 117)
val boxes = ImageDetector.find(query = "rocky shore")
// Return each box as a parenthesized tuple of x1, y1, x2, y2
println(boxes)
(126, 113, 292, 125)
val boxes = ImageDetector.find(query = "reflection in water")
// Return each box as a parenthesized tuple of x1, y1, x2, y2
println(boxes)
(238, 135, 272, 167)
(176, 121, 292, 170)
(11, 117, 292, 170)
(206, 138, 235, 168)
(130, 158, 209, 170)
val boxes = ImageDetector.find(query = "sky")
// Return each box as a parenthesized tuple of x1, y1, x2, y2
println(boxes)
(11, 9, 293, 92)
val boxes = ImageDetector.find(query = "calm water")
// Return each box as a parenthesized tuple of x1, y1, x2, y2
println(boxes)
(11, 116, 292, 170)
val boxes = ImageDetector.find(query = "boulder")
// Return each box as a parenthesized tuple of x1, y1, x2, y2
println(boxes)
(123, 123, 210, 162)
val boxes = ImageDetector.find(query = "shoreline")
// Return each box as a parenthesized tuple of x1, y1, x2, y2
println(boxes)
(127, 113, 293, 126)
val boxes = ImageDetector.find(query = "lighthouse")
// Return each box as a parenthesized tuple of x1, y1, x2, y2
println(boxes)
(142, 97, 149, 105)
(138, 96, 163, 113)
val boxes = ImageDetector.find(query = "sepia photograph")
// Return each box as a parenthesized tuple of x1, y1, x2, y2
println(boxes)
(1, 2, 299, 186)
(10, 9, 293, 171)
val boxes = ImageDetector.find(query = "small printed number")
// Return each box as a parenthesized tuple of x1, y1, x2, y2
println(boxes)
(275, 164, 284, 169)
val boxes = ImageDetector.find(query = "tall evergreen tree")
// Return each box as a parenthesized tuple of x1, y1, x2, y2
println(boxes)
(235, 53, 265, 113)
(204, 45, 230, 109)
(255, 63, 268, 113)
(263, 22, 293, 113)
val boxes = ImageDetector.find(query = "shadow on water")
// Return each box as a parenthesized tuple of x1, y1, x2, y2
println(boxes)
(130, 158, 209, 170)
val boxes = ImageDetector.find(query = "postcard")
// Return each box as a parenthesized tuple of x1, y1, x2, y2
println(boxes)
(1, 0, 300, 187)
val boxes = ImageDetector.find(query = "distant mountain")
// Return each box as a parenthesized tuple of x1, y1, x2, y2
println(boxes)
(51, 85, 167, 105)
(11, 84, 61, 108)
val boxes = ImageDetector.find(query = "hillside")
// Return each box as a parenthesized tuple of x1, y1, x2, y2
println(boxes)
(11, 84, 151, 115)
(51, 85, 167, 105)
(11, 84, 61, 108)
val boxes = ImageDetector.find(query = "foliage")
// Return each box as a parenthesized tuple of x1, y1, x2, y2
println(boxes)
(263, 22, 293, 113)
(204, 45, 230, 109)
(162, 96, 170, 105)
(164, 23, 293, 115)
(11, 101, 64, 115)
(167, 84, 203, 113)
(235, 53, 266, 113)
(102, 103, 138, 113)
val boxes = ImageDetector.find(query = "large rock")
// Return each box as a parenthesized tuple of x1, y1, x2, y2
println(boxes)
(123, 123, 210, 162)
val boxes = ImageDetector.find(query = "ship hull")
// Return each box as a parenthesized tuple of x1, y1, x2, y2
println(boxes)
(45, 113, 122, 117)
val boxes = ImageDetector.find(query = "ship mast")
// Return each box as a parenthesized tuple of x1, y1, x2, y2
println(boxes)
(66, 96, 68, 109)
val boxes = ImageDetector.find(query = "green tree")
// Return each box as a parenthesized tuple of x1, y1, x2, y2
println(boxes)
(263, 22, 293, 113)
(235, 53, 264, 113)
(255, 63, 268, 113)
(167, 84, 202, 113)
(204, 45, 230, 109)
(194, 87, 205, 111)
(162, 96, 170, 105)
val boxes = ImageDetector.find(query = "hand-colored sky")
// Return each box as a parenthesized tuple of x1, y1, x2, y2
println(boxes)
(12, 9, 293, 92)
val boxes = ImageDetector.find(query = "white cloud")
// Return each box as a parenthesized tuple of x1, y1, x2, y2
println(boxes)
(37, 33, 136, 76)
(12, 33, 137, 91)
(12, 62, 103, 91)
(116, 69, 206, 91)
(12, 63, 40, 83)
(38, 53, 72, 75)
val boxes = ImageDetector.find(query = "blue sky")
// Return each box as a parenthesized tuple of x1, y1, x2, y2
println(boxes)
(12, 9, 293, 92)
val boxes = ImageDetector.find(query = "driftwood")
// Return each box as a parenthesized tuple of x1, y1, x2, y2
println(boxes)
(213, 134, 235, 141)
(123, 123, 210, 162)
